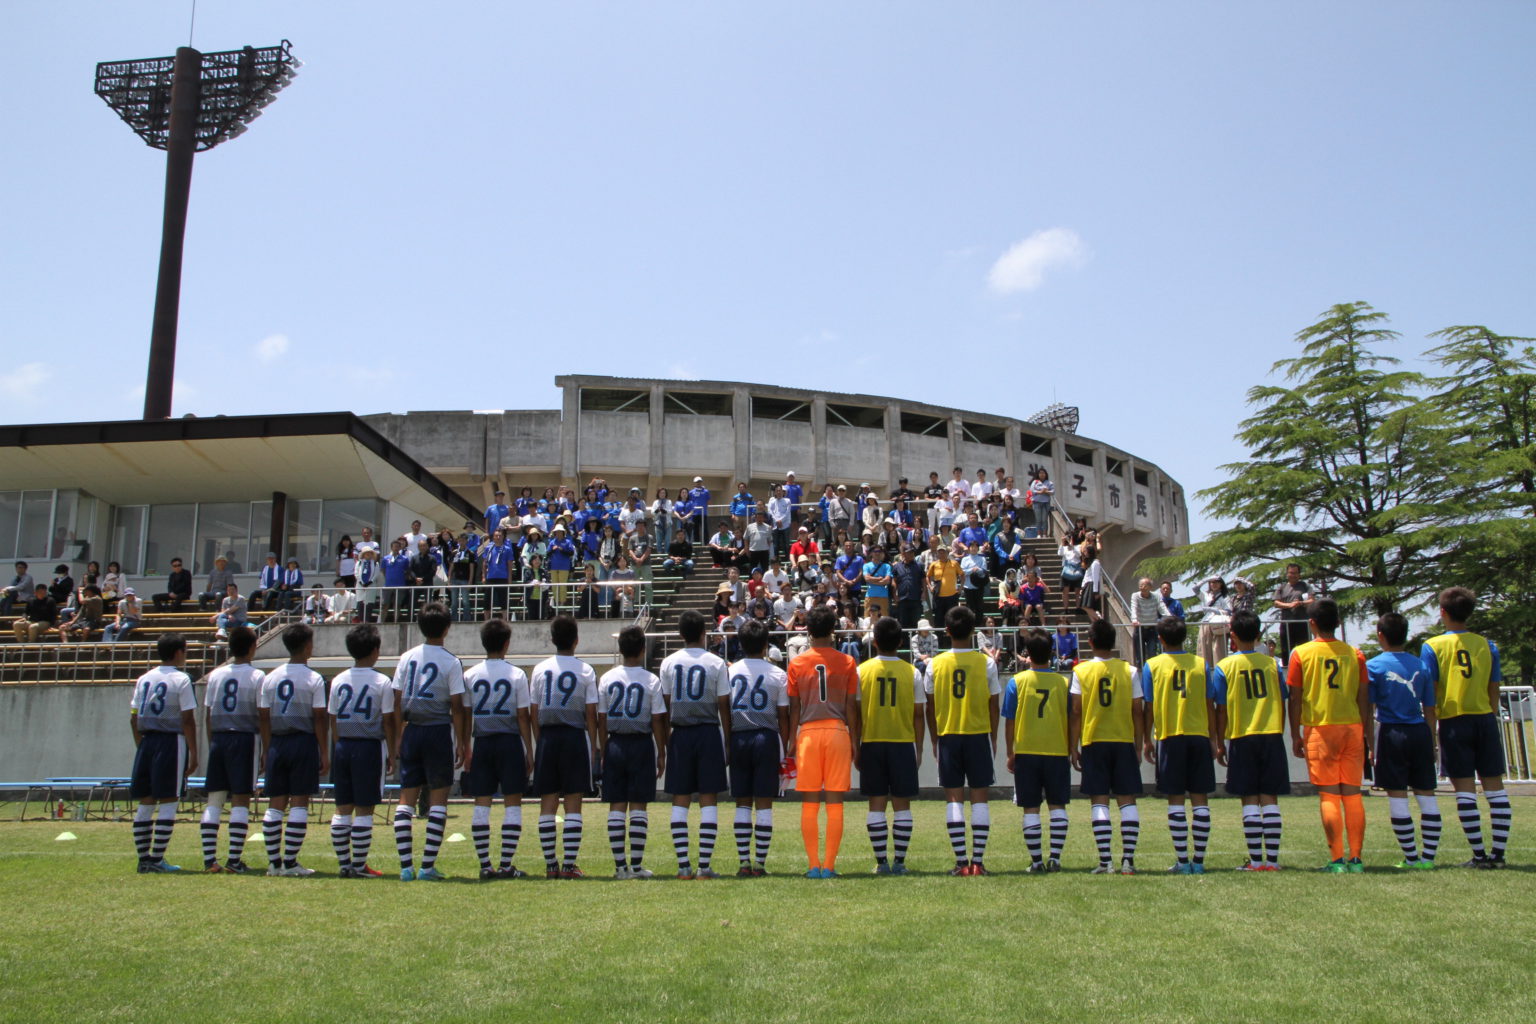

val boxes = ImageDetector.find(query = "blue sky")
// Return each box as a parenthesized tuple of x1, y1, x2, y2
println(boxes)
(3, 2, 1533, 541)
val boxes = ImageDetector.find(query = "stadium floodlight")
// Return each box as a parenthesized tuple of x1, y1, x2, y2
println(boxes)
(1026, 402, 1081, 434)
(94, 41, 300, 420)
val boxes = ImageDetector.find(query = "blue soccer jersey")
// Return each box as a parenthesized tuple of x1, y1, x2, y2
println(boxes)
(1367, 651, 1435, 725)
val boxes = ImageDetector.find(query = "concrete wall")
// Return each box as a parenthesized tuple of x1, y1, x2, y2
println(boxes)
(578, 411, 650, 472)
(663, 415, 735, 474)
(825, 425, 885, 482)
(749, 419, 814, 480)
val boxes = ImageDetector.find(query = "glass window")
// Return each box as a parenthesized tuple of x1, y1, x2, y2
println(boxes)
(144, 504, 195, 576)
(286, 499, 322, 574)
(110, 506, 147, 575)
(318, 499, 381, 577)
(246, 501, 272, 571)
(0, 491, 19, 560)
(17, 491, 53, 559)
(192, 502, 253, 576)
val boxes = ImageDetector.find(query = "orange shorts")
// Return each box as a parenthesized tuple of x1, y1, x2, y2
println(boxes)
(1305, 723, 1364, 787)
(796, 722, 853, 792)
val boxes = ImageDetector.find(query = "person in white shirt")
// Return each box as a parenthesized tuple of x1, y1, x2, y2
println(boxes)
(970, 469, 994, 502)
(401, 520, 430, 556)
(772, 582, 803, 629)
(327, 582, 358, 623)
(767, 486, 792, 561)
(355, 526, 381, 559)
(945, 467, 970, 501)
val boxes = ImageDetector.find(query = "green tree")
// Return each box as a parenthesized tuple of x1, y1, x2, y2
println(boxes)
(1141, 302, 1452, 618)
(1426, 325, 1536, 680)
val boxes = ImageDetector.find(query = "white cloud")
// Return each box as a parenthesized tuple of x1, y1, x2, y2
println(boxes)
(0, 362, 51, 401)
(987, 228, 1088, 294)
(665, 362, 701, 380)
(254, 333, 290, 362)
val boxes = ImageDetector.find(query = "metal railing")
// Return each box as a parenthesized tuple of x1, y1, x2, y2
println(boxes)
(304, 580, 675, 626)
(0, 636, 225, 685)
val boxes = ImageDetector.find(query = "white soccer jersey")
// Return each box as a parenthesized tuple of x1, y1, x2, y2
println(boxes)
(203, 663, 265, 733)
(530, 654, 600, 728)
(132, 665, 197, 733)
(465, 658, 532, 737)
(327, 667, 395, 740)
(392, 643, 466, 727)
(599, 665, 666, 735)
(258, 663, 327, 735)
(726, 657, 789, 732)
(658, 647, 730, 727)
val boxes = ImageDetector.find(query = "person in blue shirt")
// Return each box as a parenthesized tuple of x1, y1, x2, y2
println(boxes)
(277, 558, 304, 612)
(1159, 581, 1186, 621)
(514, 487, 535, 518)
(834, 541, 865, 606)
(672, 493, 694, 543)
(993, 524, 1023, 578)
(547, 523, 577, 612)
(1051, 617, 1079, 670)
(688, 478, 711, 542)
(254, 552, 283, 611)
(1368, 611, 1441, 870)
(785, 472, 804, 524)
(956, 512, 989, 553)
(579, 518, 603, 569)
(479, 528, 517, 619)
(381, 539, 410, 623)
(861, 547, 893, 620)
(485, 489, 510, 537)
(729, 482, 755, 532)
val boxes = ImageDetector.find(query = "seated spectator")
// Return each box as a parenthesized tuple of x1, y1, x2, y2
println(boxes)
(724, 566, 746, 604)
(1052, 617, 1079, 671)
(773, 581, 802, 629)
(1, 561, 35, 616)
(911, 618, 938, 676)
(100, 561, 123, 604)
(199, 555, 236, 611)
(215, 583, 251, 637)
(761, 558, 788, 593)
(744, 566, 768, 603)
(58, 584, 105, 642)
(662, 528, 694, 576)
(302, 584, 329, 625)
(152, 556, 193, 611)
(103, 588, 143, 642)
(1021, 571, 1049, 626)
(998, 570, 1023, 630)
(253, 552, 283, 611)
(11, 584, 58, 642)
(793, 554, 823, 589)
(711, 583, 733, 623)
(708, 525, 740, 568)
(327, 581, 357, 623)
(48, 565, 74, 605)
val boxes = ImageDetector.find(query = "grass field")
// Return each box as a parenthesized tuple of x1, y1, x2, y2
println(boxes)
(2, 796, 1535, 1024)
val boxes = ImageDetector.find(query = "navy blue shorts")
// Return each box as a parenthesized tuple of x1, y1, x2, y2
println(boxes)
(1439, 713, 1505, 780)
(130, 731, 186, 801)
(731, 729, 784, 799)
(1012, 753, 1072, 807)
(398, 723, 455, 791)
(332, 737, 386, 807)
(603, 732, 658, 804)
(465, 733, 528, 798)
(858, 741, 920, 799)
(937, 733, 994, 790)
(1224, 733, 1292, 796)
(1375, 721, 1436, 791)
(1156, 734, 1216, 796)
(533, 725, 593, 797)
(205, 731, 258, 795)
(1079, 741, 1142, 797)
(264, 732, 320, 798)
(666, 723, 728, 796)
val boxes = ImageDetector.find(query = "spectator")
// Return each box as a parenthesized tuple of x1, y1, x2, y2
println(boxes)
(761, 558, 789, 594)
(708, 524, 740, 568)
(58, 584, 105, 642)
(214, 583, 251, 637)
(1229, 575, 1255, 616)
(1027, 468, 1055, 537)
(598, 523, 622, 579)
(688, 476, 711, 541)
(199, 555, 236, 611)
(1159, 580, 1186, 620)
(1079, 546, 1103, 621)
(479, 527, 516, 619)
(998, 570, 1023, 630)
(784, 471, 804, 523)
(355, 526, 380, 560)
(789, 527, 820, 565)
(446, 531, 476, 620)
(401, 519, 429, 555)
(773, 581, 803, 629)
(970, 468, 993, 503)
(728, 482, 755, 533)
(619, 494, 647, 535)
(302, 584, 329, 625)
(381, 539, 411, 622)
(1129, 577, 1168, 665)
(103, 587, 143, 643)
(959, 542, 990, 617)
(862, 546, 893, 620)
(607, 554, 636, 616)
(662, 526, 695, 577)
(624, 520, 654, 605)
(1270, 563, 1312, 660)
(1021, 571, 1049, 626)
(48, 564, 74, 605)
(327, 580, 357, 623)
(485, 488, 509, 537)
(650, 487, 675, 551)
(276, 557, 305, 612)
(575, 563, 608, 618)
(891, 476, 915, 503)
(1052, 617, 1079, 670)
(407, 540, 438, 616)
(992, 521, 1023, 578)
(100, 561, 123, 603)
(253, 552, 283, 611)
(956, 511, 988, 554)
(743, 509, 773, 573)
(336, 536, 358, 587)
(911, 618, 939, 677)
(827, 485, 856, 543)
(151, 557, 193, 611)
(1195, 575, 1231, 667)
(997, 475, 1020, 503)
(11, 584, 58, 642)
(1, 561, 35, 616)
(710, 582, 733, 623)
(767, 485, 792, 560)
(672, 488, 695, 543)
(861, 496, 883, 535)
(834, 540, 865, 607)
(927, 545, 960, 629)
(519, 526, 548, 573)
(1057, 538, 1084, 613)
(522, 552, 549, 620)
(548, 522, 577, 610)
(793, 554, 822, 589)
(945, 467, 970, 502)
(356, 546, 381, 622)
(891, 545, 926, 629)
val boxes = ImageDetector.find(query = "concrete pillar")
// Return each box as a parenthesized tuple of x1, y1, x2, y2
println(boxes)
(732, 387, 750, 487)
(811, 396, 828, 487)
(560, 384, 579, 490)
(949, 415, 963, 475)
(648, 383, 665, 492)
(1004, 424, 1020, 484)
(268, 492, 287, 563)
(885, 403, 901, 489)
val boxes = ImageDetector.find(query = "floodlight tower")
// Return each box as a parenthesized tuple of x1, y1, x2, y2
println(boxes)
(94, 41, 300, 419)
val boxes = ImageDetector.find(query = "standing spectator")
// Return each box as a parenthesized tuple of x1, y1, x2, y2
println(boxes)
(1027, 469, 1055, 537)
(276, 557, 305, 612)
(1194, 576, 1231, 668)
(743, 510, 774, 574)
(767, 485, 792, 560)
(356, 546, 381, 622)
(547, 523, 577, 611)
(891, 476, 915, 503)
(1159, 581, 1186, 621)
(401, 519, 429, 555)
(827, 485, 855, 543)
(619, 494, 647, 536)
(926, 545, 960, 630)
(598, 523, 622, 579)
(1270, 563, 1312, 660)
(861, 496, 883, 535)
(11, 584, 57, 642)
(408, 539, 439, 614)
(381, 539, 411, 622)
(970, 468, 993, 504)
(1129, 577, 1168, 666)
(479, 528, 516, 619)
(672, 489, 695, 544)
(336, 536, 358, 588)
(992, 521, 1023, 579)
(58, 584, 105, 642)
(1058, 538, 1084, 613)
(861, 546, 893, 621)
(624, 521, 654, 606)
(956, 511, 988, 554)
(355, 525, 380, 560)
(728, 482, 755, 534)
(945, 467, 970, 502)
(784, 471, 804, 523)
(996, 475, 1020, 503)
(0, 561, 34, 616)
(688, 477, 711, 541)
(959, 542, 990, 617)
(104, 588, 144, 643)
(892, 545, 927, 630)
(213, 583, 250, 638)
(650, 487, 675, 551)
(447, 532, 477, 620)
(485, 488, 509, 537)
(199, 555, 236, 611)
(607, 555, 636, 616)
(1229, 576, 1256, 617)
(254, 552, 283, 611)
(522, 552, 549, 619)
(1079, 548, 1103, 621)
(152, 557, 193, 611)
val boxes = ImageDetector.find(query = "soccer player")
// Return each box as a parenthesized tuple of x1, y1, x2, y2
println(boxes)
(1211, 610, 1290, 870)
(258, 624, 328, 877)
(1141, 616, 1218, 874)
(924, 605, 1001, 876)
(1003, 628, 1072, 873)
(858, 616, 924, 875)
(200, 626, 263, 873)
(1071, 619, 1145, 874)
(1286, 598, 1370, 873)
(1367, 612, 1440, 870)
(788, 606, 860, 877)
(1421, 586, 1509, 868)
(389, 602, 468, 881)
(327, 624, 397, 878)
(658, 610, 732, 879)
(463, 618, 535, 880)
(530, 614, 601, 878)
(598, 625, 668, 879)
(728, 619, 790, 876)
(129, 633, 198, 873)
